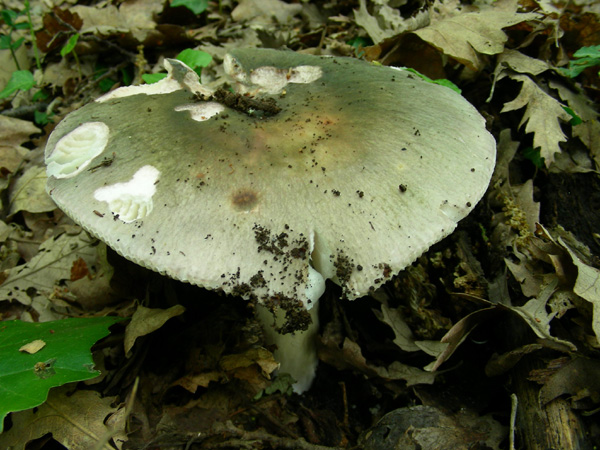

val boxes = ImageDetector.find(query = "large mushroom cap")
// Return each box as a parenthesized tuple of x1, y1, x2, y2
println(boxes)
(45, 48, 495, 327)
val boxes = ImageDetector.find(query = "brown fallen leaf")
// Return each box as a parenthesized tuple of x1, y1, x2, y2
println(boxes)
(19, 339, 46, 354)
(359, 405, 505, 450)
(124, 304, 186, 354)
(501, 73, 572, 166)
(0, 385, 126, 450)
(538, 357, 600, 408)
(413, 0, 540, 71)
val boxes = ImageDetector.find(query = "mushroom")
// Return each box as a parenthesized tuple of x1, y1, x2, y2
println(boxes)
(45, 49, 496, 393)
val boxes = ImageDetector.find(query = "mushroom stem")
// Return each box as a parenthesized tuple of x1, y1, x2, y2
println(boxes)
(256, 300, 320, 394)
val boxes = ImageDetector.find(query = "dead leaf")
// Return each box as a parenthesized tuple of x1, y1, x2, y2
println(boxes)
(124, 304, 186, 354)
(561, 240, 600, 344)
(8, 165, 57, 216)
(19, 339, 46, 354)
(431, 307, 497, 371)
(0, 385, 125, 450)
(359, 405, 506, 450)
(231, 0, 302, 24)
(354, 0, 428, 44)
(501, 73, 572, 166)
(319, 323, 436, 386)
(374, 303, 420, 352)
(220, 347, 279, 376)
(413, 0, 540, 71)
(0, 116, 39, 161)
(549, 79, 600, 171)
(0, 231, 98, 310)
(72, 0, 164, 43)
(508, 278, 577, 351)
(539, 357, 600, 407)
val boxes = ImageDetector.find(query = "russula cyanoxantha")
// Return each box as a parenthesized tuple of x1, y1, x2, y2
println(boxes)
(45, 48, 496, 392)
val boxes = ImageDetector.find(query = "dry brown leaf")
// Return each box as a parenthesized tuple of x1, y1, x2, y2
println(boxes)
(549, 79, 600, 171)
(0, 231, 99, 318)
(360, 405, 505, 450)
(8, 165, 56, 216)
(561, 240, 600, 344)
(124, 304, 186, 354)
(231, 0, 302, 24)
(319, 325, 436, 386)
(501, 73, 572, 166)
(354, 0, 429, 43)
(0, 116, 39, 157)
(72, 0, 164, 43)
(539, 357, 600, 407)
(0, 386, 125, 450)
(413, 0, 540, 71)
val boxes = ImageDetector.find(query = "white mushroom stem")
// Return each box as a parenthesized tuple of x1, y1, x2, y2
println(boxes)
(257, 264, 325, 393)
(256, 300, 320, 393)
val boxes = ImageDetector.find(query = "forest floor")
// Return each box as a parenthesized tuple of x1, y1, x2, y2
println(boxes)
(1, 0, 600, 449)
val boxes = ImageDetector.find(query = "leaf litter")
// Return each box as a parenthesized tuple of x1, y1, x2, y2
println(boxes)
(1, 0, 600, 448)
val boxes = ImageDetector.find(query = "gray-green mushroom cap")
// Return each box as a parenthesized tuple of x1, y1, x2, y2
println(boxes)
(45, 49, 496, 329)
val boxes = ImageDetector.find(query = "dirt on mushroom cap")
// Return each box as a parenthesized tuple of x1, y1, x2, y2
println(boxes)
(45, 49, 496, 331)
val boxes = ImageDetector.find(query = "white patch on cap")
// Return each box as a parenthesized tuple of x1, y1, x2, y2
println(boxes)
(249, 65, 323, 94)
(46, 122, 109, 179)
(97, 60, 212, 103)
(94, 165, 160, 223)
(223, 54, 248, 84)
(175, 102, 225, 121)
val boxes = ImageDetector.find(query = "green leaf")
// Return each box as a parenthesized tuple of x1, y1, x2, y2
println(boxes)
(34, 110, 51, 126)
(171, 0, 208, 15)
(562, 106, 582, 126)
(404, 68, 462, 94)
(14, 22, 30, 30)
(0, 70, 35, 98)
(31, 89, 49, 102)
(142, 72, 168, 84)
(175, 48, 212, 72)
(98, 78, 116, 92)
(0, 36, 23, 50)
(60, 33, 79, 57)
(559, 45, 600, 78)
(523, 146, 544, 168)
(0, 316, 123, 432)
(1, 10, 18, 27)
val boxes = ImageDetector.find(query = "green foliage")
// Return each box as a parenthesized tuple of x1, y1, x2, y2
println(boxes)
(0, 317, 123, 432)
(253, 373, 295, 400)
(404, 67, 462, 94)
(563, 106, 582, 126)
(0, 70, 35, 99)
(347, 37, 373, 58)
(171, 0, 209, 15)
(560, 45, 600, 78)
(142, 49, 212, 84)
(60, 33, 79, 58)
(141, 73, 168, 84)
(523, 146, 544, 168)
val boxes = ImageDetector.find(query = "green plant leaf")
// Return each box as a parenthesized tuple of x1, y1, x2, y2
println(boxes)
(523, 146, 544, 168)
(0, 316, 123, 432)
(563, 106, 582, 126)
(1, 10, 18, 27)
(404, 68, 462, 94)
(171, 0, 208, 15)
(60, 33, 79, 57)
(142, 72, 168, 84)
(0, 70, 35, 98)
(175, 48, 212, 71)
(34, 110, 51, 126)
(0, 35, 23, 50)
(559, 45, 600, 78)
